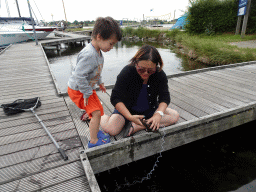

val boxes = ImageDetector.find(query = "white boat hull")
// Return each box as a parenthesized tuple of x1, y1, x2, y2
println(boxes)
(0, 31, 48, 47)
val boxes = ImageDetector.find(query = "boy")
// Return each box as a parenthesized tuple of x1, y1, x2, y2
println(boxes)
(67, 17, 122, 148)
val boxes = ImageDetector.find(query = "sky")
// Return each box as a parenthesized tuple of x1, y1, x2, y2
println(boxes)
(0, 0, 190, 22)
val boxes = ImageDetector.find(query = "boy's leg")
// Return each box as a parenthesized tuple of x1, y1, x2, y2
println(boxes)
(89, 110, 101, 144)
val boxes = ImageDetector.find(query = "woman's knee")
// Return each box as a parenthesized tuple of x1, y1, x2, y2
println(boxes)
(165, 108, 179, 124)
(102, 114, 125, 136)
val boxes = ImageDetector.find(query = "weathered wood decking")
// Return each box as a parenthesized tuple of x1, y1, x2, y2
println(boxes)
(0, 43, 95, 191)
(1, 40, 256, 191)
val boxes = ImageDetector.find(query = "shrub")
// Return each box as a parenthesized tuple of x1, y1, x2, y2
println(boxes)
(185, 0, 245, 34)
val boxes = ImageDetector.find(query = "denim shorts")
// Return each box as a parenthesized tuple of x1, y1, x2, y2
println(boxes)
(112, 108, 156, 125)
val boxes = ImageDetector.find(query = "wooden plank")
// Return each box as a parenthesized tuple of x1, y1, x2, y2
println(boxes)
(198, 72, 256, 97)
(171, 95, 208, 117)
(169, 79, 229, 111)
(1, 85, 55, 97)
(0, 129, 78, 156)
(169, 102, 198, 121)
(205, 71, 256, 91)
(226, 67, 256, 80)
(80, 152, 101, 192)
(0, 76, 53, 87)
(41, 176, 91, 192)
(207, 70, 256, 89)
(0, 160, 89, 191)
(0, 138, 81, 170)
(86, 101, 256, 174)
(189, 74, 256, 102)
(0, 116, 72, 137)
(0, 90, 57, 102)
(0, 121, 75, 146)
(175, 76, 247, 106)
(96, 90, 114, 112)
(0, 73, 51, 83)
(238, 65, 256, 73)
(170, 88, 219, 114)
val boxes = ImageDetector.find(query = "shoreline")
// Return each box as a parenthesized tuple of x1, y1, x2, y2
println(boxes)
(120, 27, 256, 66)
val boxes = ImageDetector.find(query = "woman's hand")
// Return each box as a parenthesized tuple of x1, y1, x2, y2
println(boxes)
(128, 115, 144, 126)
(146, 113, 162, 131)
(99, 83, 106, 93)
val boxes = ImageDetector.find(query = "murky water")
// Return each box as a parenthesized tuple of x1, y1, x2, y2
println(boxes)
(96, 121, 256, 192)
(45, 40, 208, 94)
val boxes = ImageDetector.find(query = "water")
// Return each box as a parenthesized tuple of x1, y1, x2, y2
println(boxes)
(45, 40, 208, 94)
(96, 121, 256, 192)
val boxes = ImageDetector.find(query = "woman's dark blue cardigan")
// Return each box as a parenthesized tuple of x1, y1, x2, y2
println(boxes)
(110, 65, 170, 114)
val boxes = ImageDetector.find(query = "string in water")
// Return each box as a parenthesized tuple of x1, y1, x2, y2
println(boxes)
(114, 128, 166, 191)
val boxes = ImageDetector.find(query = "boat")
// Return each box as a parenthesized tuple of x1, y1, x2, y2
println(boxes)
(0, 17, 57, 47)
(0, 30, 50, 47)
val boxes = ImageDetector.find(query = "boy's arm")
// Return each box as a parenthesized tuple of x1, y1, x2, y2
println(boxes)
(74, 54, 95, 98)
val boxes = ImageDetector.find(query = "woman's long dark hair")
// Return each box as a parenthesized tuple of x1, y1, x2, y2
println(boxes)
(129, 45, 164, 71)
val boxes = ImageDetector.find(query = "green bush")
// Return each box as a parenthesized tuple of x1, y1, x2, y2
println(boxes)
(185, 0, 253, 35)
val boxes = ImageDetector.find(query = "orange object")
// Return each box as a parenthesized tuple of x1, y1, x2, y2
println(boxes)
(67, 87, 104, 118)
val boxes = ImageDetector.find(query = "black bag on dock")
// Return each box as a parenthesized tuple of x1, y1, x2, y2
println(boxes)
(0, 97, 41, 115)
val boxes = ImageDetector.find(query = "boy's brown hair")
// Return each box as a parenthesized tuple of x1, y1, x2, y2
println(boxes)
(129, 45, 164, 71)
(92, 17, 122, 41)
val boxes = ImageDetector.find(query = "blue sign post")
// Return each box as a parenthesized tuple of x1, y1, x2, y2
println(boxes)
(235, 0, 251, 38)
(237, 0, 248, 16)
(239, 0, 248, 7)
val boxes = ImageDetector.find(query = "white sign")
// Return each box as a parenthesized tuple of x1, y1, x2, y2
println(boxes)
(237, 6, 246, 16)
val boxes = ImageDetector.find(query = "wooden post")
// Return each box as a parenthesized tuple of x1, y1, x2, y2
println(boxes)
(241, 0, 251, 38)
(80, 151, 101, 192)
(235, 16, 242, 35)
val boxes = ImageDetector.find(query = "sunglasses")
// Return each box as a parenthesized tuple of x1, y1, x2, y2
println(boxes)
(136, 64, 156, 75)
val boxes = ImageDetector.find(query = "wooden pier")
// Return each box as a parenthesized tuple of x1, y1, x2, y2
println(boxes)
(0, 42, 99, 192)
(40, 31, 91, 48)
(0, 40, 256, 191)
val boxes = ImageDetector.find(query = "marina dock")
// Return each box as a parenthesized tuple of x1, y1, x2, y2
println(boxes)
(0, 38, 256, 191)
(40, 31, 91, 48)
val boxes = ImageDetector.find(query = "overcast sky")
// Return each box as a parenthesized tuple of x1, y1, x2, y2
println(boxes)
(0, 0, 190, 22)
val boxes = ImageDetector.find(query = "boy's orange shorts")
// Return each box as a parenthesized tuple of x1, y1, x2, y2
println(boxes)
(67, 87, 104, 118)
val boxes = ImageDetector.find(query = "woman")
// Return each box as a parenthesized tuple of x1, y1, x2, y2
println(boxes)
(101, 45, 179, 137)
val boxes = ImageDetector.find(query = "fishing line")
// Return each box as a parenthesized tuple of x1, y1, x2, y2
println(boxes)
(114, 128, 166, 192)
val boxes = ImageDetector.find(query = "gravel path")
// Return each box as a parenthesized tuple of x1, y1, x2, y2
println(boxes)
(230, 40, 256, 48)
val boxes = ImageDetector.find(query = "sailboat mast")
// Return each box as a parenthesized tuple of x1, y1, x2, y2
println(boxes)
(5, 0, 10, 17)
(62, 0, 67, 21)
(27, 0, 38, 45)
(15, 0, 21, 17)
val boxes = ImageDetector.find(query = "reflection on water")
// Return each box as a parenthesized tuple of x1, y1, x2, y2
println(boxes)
(44, 40, 208, 94)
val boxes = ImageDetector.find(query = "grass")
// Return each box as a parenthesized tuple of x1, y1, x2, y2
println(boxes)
(175, 32, 256, 65)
